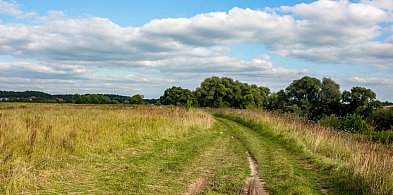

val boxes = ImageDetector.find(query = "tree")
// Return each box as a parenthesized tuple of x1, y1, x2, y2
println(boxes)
(129, 94, 144, 104)
(267, 90, 289, 111)
(285, 76, 322, 119)
(342, 87, 381, 117)
(160, 86, 197, 107)
(194, 77, 270, 108)
(195, 77, 235, 108)
(369, 107, 393, 131)
(320, 77, 342, 116)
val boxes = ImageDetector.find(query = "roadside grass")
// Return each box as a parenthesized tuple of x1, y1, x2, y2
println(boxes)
(215, 109, 393, 194)
(0, 103, 249, 194)
(217, 117, 326, 194)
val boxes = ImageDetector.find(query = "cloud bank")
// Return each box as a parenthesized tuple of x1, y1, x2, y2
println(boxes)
(0, 0, 392, 98)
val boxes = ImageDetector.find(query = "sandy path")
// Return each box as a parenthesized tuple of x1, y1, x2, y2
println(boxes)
(240, 150, 268, 195)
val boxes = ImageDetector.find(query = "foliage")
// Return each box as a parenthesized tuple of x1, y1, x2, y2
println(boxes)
(342, 86, 381, 117)
(368, 107, 393, 131)
(318, 115, 341, 129)
(195, 77, 270, 108)
(319, 78, 342, 116)
(266, 90, 289, 112)
(129, 94, 144, 104)
(160, 86, 197, 107)
(363, 130, 393, 144)
(1, 75, 390, 132)
(382, 101, 393, 106)
(340, 114, 365, 133)
(71, 94, 111, 104)
(0, 90, 52, 99)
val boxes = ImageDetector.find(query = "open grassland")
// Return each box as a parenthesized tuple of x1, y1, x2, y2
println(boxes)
(0, 103, 249, 194)
(1, 103, 392, 194)
(216, 109, 393, 194)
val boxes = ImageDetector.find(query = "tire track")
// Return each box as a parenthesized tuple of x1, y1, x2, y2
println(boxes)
(241, 150, 268, 195)
(217, 116, 324, 194)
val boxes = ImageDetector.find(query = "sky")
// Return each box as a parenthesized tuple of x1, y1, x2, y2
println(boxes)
(0, 0, 392, 101)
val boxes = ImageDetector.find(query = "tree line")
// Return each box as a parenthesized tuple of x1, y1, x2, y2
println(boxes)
(1, 76, 392, 133)
(0, 91, 148, 104)
(159, 76, 393, 133)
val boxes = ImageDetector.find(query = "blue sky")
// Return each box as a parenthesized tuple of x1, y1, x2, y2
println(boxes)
(0, 0, 392, 100)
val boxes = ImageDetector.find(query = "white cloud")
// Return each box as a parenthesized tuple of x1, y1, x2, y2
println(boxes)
(370, 64, 390, 71)
(0, 0, 22, 16)
(361, 0, 393, 11)
(347, 76, 393, 86)
(0, 1, 392, 65)
(0, 0, 392, 98)
(281, 0, 390, 24)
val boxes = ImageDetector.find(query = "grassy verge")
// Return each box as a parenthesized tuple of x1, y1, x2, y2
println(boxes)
(215, 109, 393, 194)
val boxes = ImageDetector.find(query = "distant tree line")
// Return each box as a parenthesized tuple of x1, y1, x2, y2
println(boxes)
(159, 76, 393, 133)
(0, 91, 150, 105)
(0, 90, 52, 100)
(1, 76, 392, 133)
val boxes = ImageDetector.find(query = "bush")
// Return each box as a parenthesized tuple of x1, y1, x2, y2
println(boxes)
(319, 115, 341, 129)
(363, 130, 393, 144)
(129, 94, 144, 104)
(340, 114, 365, 133)
(368, 108, 393, 131)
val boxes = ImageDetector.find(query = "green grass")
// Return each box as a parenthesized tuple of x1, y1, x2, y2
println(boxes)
(2, 103, 392, 194)
(37, 126, 248, 194)
(0, 103, 249, 194)
(215, 113, 363, 194)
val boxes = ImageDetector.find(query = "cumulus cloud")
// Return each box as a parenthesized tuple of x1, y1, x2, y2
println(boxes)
(0, 0, 392, 97)
(361, 0, 393, 11)
(347, 76, 393, 86)
(1, 0, 392, 65)
(0, 0, 22, 16)
(0, 61, 175, 95)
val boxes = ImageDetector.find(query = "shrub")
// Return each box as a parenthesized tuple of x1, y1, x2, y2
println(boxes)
(340, 114, 365, 133)
(319, 114, 341, 129)
(368, 108, 393, 131)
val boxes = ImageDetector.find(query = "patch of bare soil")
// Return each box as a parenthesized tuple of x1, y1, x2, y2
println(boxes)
(185, 177, 209, 195)
(240, 151, 268, 195)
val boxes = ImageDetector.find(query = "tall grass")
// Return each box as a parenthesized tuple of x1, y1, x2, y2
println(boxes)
(217, 109, 393, 194)
(0, 103, 213, 193)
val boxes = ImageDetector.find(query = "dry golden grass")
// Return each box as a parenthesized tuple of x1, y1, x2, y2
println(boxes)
(0, 103, 213, 193)
(217, 109, 393, 194)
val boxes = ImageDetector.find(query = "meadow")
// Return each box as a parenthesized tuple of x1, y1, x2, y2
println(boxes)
(215, 109, 393, 194)
(0, 103, 392, 194)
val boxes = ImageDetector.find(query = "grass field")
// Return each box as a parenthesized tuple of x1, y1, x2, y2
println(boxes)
(1, 103, 392, 194)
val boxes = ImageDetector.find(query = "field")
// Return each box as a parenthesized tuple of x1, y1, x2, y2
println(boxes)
(1, 103, 392, 194)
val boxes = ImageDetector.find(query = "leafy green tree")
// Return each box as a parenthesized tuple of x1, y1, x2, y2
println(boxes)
(195, 77, 236, 108)
(90, 95, 99, 104)
(98, 95, 111, 104)
(320, 77, 342, 116)
(195, 77, 270, 108)
(160, 86, 197, 106)
(111, 100, 120, 104)
(71, 94, 112, 104)
(129, 94, 144, 104)
(267, 90, 289, 111)
(342, 87, 381, 117)
(368, 107, 393, 131)
(285, 76, 322, 119)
